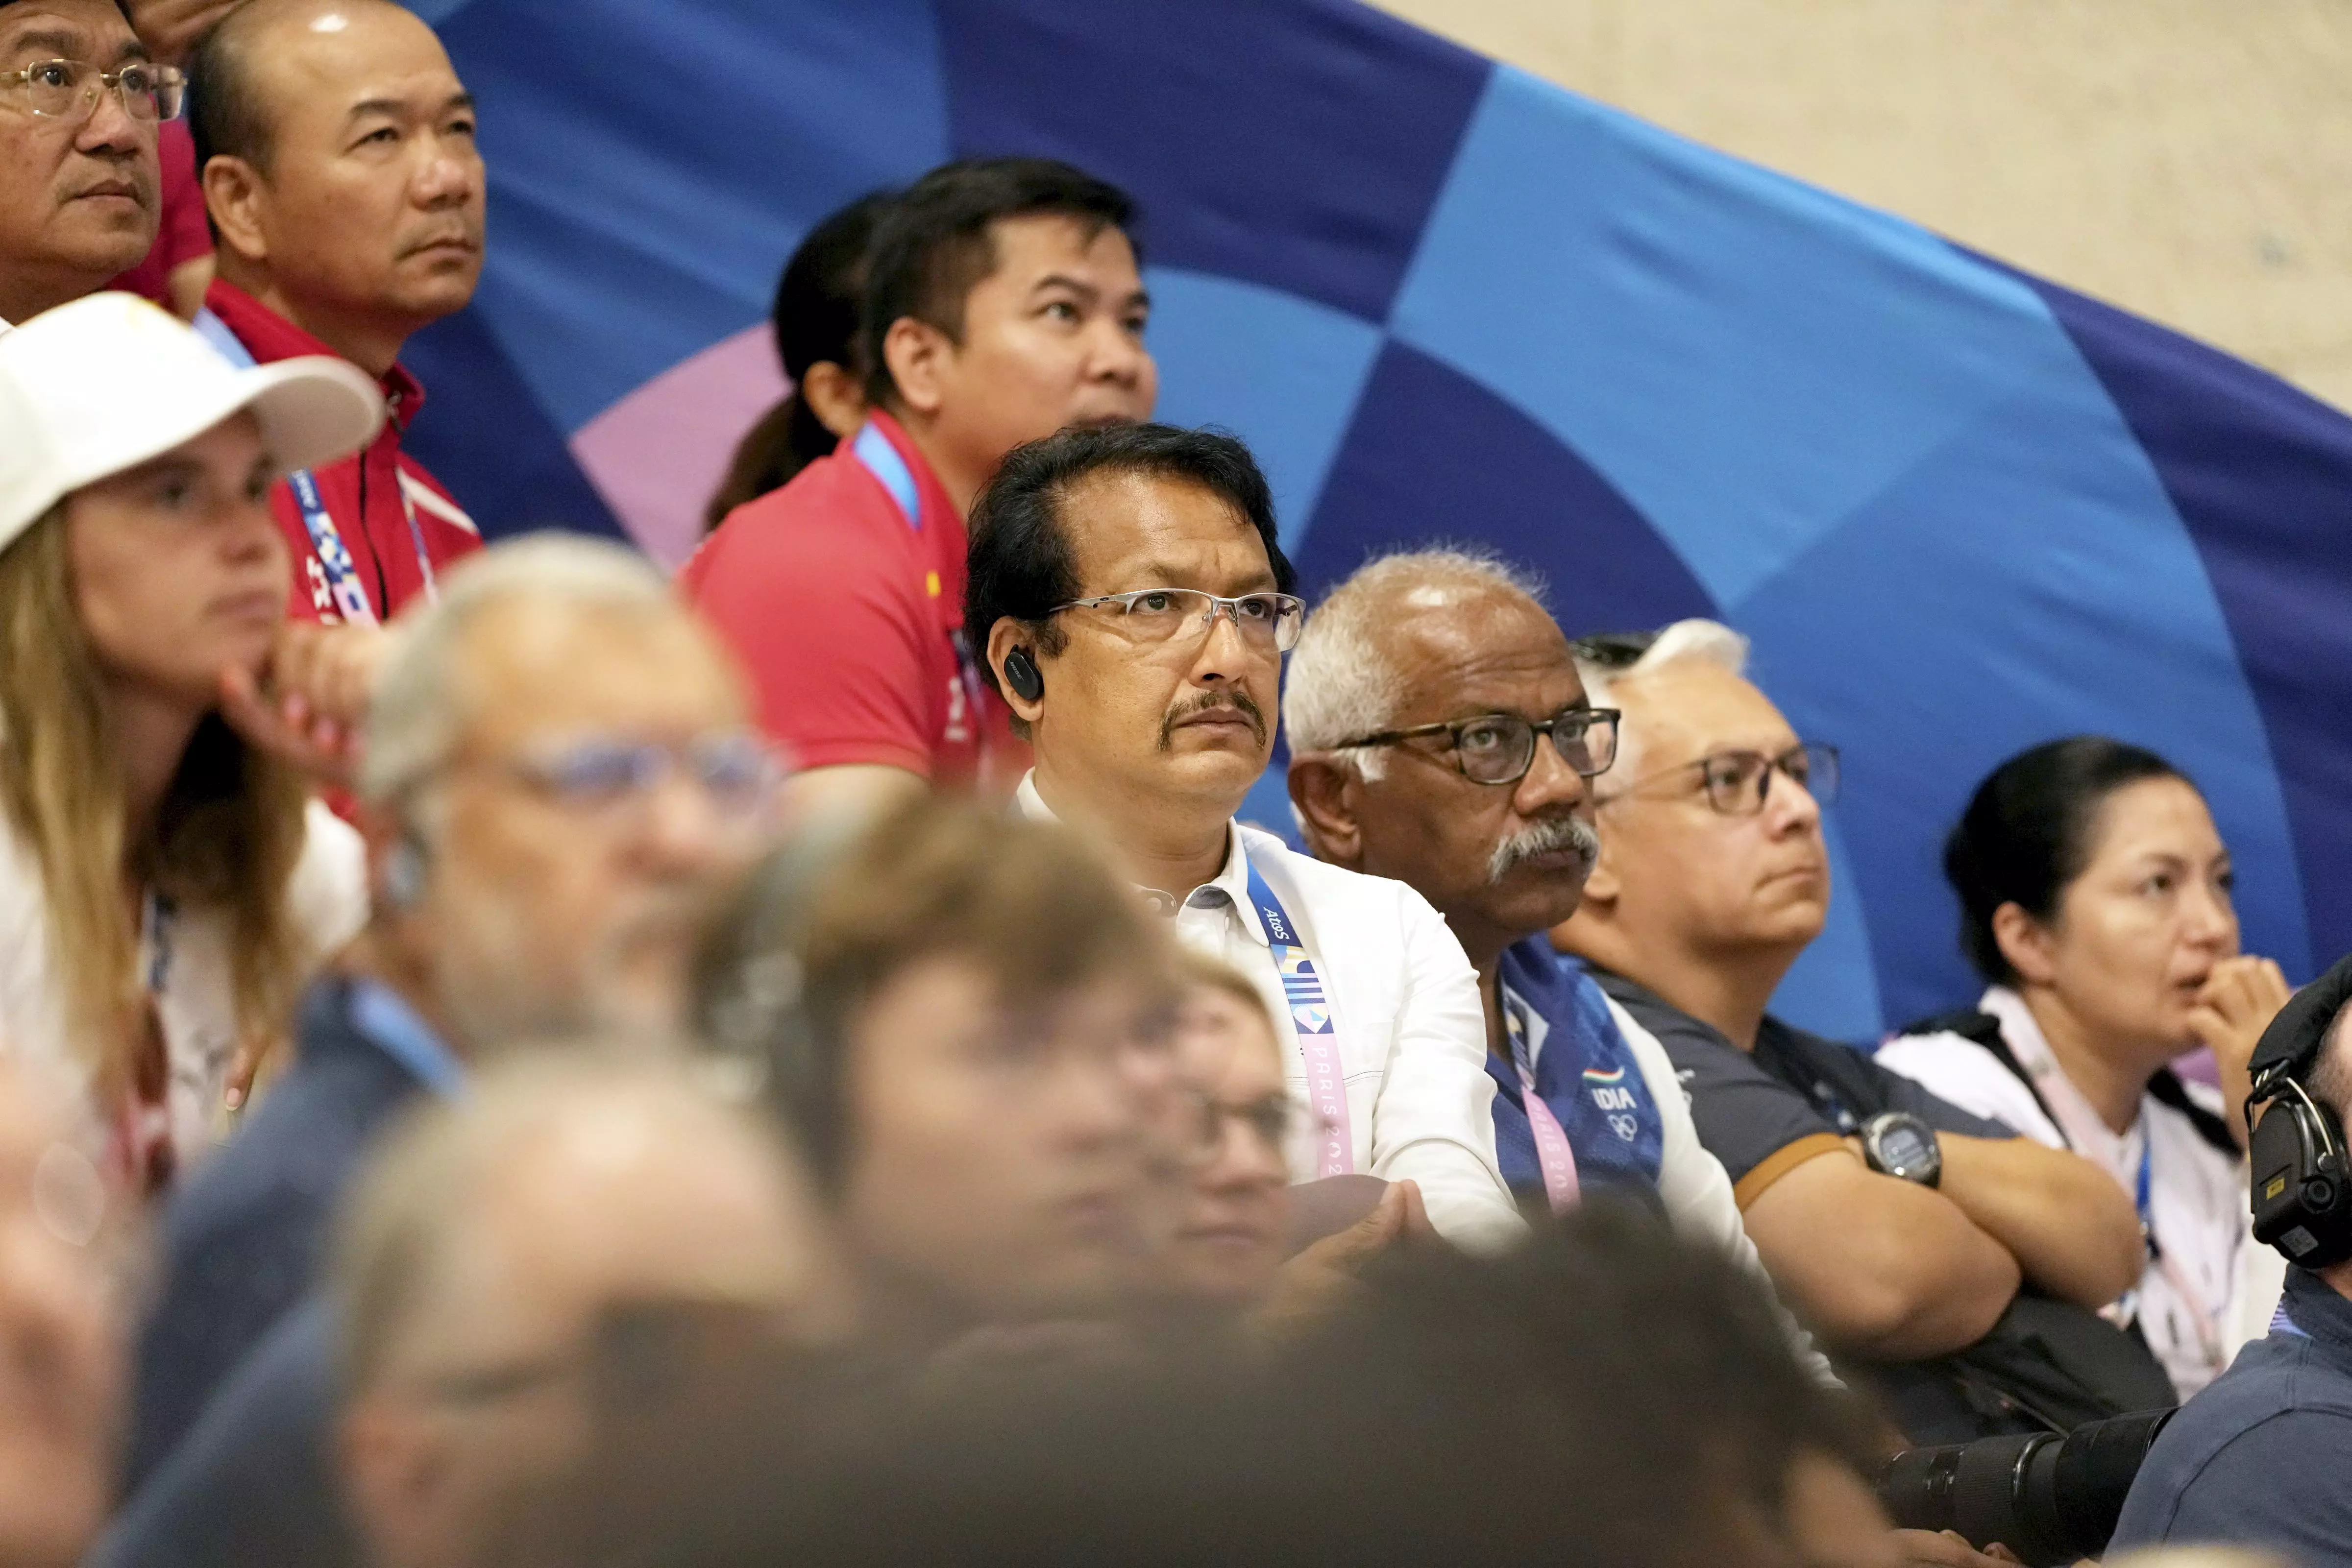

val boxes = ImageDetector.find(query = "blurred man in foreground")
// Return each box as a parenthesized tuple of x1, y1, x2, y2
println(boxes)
(0, 1058, 120, 1568)
(0, 0, 164, 328)
(191, 0, 485, 622)
(336, 1057, 848, 1568)
(126, 535, 780, 1485)
(966, 423, 1521, 1254)
(698, 798, 1196, 1347)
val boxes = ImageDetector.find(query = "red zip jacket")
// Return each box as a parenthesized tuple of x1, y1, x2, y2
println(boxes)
(202, 280, 481, 625)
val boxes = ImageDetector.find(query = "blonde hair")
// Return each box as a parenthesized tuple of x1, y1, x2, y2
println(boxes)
(0, 507, 310, 1087)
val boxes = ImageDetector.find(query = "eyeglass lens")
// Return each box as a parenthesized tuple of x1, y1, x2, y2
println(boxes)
(1699, 743, 1839, 814)
(16, 61, 184, 121)
(1108, 590, 1305, 652)
(1458, 711, 1620, 784)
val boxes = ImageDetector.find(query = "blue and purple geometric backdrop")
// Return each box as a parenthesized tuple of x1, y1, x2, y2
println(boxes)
(397, 0, 2352, 1041)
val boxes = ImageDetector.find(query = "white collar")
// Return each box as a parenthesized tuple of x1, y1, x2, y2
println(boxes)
(1980, 984, 2144, 1160)
(1013, 770, 1262, 943)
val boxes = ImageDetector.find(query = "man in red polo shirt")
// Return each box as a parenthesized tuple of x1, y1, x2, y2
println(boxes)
(187, 0, 482, 626)
(684, 158, 1157, 809)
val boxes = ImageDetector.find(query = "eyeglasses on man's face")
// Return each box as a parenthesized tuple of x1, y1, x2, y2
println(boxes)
(0, 59, 185, 122)
(1598, 741, 1840, 817)
(1050, 588, 1306, 654)
(496, 731, 786, 821)
(1333, 706, 1622, 786)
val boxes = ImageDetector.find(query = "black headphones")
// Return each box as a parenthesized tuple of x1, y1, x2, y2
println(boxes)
(2251, 1075, 2352, 1269)
(1002, 647, 1044, 703)
(2248, 952, 2352, 1269)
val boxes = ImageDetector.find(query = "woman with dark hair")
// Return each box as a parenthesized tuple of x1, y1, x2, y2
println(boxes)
(1878, 736, 2292, 1398)
(702, 191, 896, 532)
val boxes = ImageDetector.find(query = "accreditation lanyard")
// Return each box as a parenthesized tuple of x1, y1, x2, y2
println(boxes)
(1242, 856, 1356, 1179)
(1500, 992, 1583, 1214)
(851, 421, 989, 733)
(2022, 1044, 2227, 1373)
(193, 308, 434, 627)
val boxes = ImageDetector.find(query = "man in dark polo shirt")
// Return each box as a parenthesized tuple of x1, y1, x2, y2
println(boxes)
(2110, 958, 2352, 1565)
(1556, 621, 2156, 1441)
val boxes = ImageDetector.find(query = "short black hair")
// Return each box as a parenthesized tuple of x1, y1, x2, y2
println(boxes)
(1944, 735, 2195, 985)
(963, 423, 1295, 725)
(860, 156, 1139, 406)
(187, 1, 279, 176)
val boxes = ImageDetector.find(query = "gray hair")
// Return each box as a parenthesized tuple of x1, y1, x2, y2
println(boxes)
(329, 1053, 800, 1398)
(1283, 547, 1548, 783)
(357, 533, 679, 807)
(1572, 619, 1751, 776)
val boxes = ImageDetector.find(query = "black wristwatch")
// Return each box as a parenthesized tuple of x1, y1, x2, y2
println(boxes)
(1859, 1111, 1942, 1188)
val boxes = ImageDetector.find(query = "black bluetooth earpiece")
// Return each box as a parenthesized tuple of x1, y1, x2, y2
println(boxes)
(1002, 647, 1044, 703)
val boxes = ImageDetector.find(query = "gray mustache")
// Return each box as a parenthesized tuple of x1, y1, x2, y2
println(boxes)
(1487, 815, 1600, 886)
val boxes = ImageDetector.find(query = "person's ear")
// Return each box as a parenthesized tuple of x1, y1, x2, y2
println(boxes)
(984, 616, 1044, 728)
(1991, 902, 2059, 988)
(798, 361, 867, 441)
(1288, 755, 1365, 870)
(879, 316, 954, 420)
(202, 155, 270, 266)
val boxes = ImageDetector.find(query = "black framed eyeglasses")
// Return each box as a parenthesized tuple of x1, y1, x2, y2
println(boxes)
(1597, 741, 1839, 816)
(1334, 707, 1621, 785)
(1, 59, 185, 122)
(1050, 588, 1307, 653)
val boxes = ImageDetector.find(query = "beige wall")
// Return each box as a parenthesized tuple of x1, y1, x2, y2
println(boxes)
(1372, 0, 2352, 411)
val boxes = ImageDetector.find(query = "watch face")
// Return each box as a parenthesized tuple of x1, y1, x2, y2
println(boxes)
(1878, 1123, 1934, 1172)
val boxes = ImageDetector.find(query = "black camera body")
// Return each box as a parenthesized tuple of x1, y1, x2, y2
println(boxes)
(1875, 1409, 2174, 1567)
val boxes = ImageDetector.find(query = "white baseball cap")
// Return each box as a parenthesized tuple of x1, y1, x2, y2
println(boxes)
(0, 291, 385, 555)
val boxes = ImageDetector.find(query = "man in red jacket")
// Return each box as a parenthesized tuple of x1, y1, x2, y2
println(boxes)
(683, 157, 1157, 814)
(187, 0, 483, 625)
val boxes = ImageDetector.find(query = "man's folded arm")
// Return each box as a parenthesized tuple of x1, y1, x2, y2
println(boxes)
(1739, 1146, 2020, 1361)
(1935, 1133, 2145, 1311)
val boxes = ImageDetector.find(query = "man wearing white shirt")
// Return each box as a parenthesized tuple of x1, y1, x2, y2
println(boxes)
(966, 422, 1522, 1254)
(1283, 548, 1832, 1383)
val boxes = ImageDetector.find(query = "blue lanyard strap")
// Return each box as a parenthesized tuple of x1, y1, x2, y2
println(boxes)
(1243, 852, 1354, 1178)
(193, 305, 431, 625)
(349, 980, 466, 1099)
(852, 421, 922, 528)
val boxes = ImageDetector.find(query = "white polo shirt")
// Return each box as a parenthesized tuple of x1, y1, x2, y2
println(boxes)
(1018, 774, 1523, 1254)
(1878, 985, 2282, 1399)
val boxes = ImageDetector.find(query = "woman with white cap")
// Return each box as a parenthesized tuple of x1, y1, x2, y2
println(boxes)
(0, 290, 384, 1193)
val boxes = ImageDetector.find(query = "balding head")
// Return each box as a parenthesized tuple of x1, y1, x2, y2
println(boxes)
(192, 0, 424, 172)
(1289, 550, 1605, 971)
(335, 1055, 847, 1568)
(195, 0, 482, 369)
